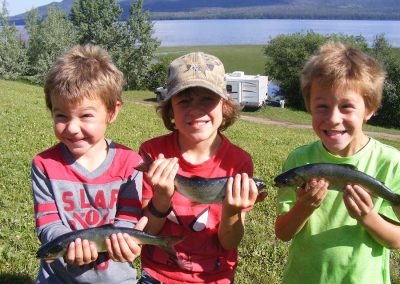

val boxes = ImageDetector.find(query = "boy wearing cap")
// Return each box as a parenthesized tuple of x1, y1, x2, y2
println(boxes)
(138, 52, 260, 284)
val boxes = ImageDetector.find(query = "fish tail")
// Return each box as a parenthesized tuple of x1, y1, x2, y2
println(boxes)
(135, 149, 154, 172)
(160, 236, 184, 255)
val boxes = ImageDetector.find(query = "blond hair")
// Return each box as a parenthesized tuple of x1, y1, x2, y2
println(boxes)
(301, 41, 385, 113)
(44, 44, 124, 114)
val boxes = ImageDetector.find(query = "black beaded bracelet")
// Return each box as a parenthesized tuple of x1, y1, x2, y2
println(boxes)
(148, 199, 173, 218)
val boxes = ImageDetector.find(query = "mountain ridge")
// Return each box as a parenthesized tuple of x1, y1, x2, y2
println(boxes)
(9, 0, 400, 25)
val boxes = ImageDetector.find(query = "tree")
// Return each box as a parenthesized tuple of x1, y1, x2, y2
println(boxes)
(69, 0, 122, 50)
(264, 32, 369, 110)
(0, 0, 27, 80)
(25, 8, 42, 76)
(368, 35, 400, 128)
(145, 55, 170, 91)
(264, 31, 325, 109)
(112, 0, 160, 90)
(26, 7, 77, 84)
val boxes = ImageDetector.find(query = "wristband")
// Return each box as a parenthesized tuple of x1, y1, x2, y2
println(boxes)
(148, 199, 172, 218)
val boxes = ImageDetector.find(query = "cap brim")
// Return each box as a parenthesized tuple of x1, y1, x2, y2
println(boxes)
(166, 79, 228, 100)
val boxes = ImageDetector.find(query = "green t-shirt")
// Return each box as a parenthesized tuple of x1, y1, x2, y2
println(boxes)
(277, 138, 400, 284)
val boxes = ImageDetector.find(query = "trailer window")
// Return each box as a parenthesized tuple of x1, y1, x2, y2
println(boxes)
(226, 85, 232, 93)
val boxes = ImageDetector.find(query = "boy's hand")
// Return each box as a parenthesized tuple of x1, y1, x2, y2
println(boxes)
(105, 216, 148, 262)
(65, 238, 98, 265)
(223, 173, 258, 213)
(343, 184, 374, 220)
(296, 178, 329, 209)
(147, 153, 178, 201)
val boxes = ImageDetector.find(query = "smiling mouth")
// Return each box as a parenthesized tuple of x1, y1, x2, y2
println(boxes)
(324, 130, 347, 137)
(68, 137, 86, 143)
(189, 121, 209, 127)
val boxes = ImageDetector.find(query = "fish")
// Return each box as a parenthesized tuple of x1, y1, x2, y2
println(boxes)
(135, 150, 266, 204)
(274, 163, 400, 205)
(36, 224, 183, 260)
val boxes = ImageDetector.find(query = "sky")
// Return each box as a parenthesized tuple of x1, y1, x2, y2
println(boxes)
(6, 1, 62, 16)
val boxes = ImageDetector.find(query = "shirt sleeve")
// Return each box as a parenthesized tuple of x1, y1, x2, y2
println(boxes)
(31, 162, 71, 244)
(114, 170, 143, 228)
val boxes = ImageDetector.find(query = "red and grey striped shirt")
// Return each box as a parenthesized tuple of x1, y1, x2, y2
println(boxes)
(32, 140, 142, 283)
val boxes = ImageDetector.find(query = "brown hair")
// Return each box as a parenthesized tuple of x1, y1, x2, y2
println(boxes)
(44, 44, 124, 114)
(301, 41, 385, 113)
(157, 88, 239, 132)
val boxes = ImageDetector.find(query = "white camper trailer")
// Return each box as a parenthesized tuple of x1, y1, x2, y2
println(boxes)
(225, 71, 269, 109)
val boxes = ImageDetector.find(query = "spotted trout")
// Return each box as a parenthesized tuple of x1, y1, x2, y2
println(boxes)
(274, 163, 400, 205)
(36, 225, 183, 259)
(135, 150, 266, 204)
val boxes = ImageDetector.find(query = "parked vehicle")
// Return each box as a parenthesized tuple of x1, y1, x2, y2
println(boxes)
(153, 71, 269, 109)
(225, 71, 269, 109)
(154, 84, 167, 101)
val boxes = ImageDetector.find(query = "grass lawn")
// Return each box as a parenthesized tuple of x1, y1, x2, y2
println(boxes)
(1, 79, 400, 283)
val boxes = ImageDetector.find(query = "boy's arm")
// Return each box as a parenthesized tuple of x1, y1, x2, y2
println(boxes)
(32, 162, 100, 265)
(344, 184, 400, 249)
(32, 162, 71, 244)
(218, 174, 258, 250)
(113, 170, 142, 228)
(106, 164, 145, 262)
(275, 179, 329, 241)
(142, 154, 177, 235)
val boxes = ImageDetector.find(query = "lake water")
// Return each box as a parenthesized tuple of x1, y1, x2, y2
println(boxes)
(153, 19, 400, 47)
(17, 19, 400, 47)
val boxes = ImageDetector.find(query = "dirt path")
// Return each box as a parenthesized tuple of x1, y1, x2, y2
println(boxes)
(130, 99, 400, 142)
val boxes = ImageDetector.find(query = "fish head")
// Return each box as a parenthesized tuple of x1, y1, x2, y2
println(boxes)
(274, 168, 304, 188)
(253, 178, 266, 190)
(36, 242, 65, 259)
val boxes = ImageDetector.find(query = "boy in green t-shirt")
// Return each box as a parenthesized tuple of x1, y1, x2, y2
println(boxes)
(275, 41, 400, 284)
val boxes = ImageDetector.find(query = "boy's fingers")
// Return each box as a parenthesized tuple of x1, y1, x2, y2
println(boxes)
(74, 238, 84, 263)
(65, 242, 76, 264)
(232, 174, 242, 200)
(134, 216, 148, 231)
(81, 239, 92, 263)
(240, 173, 249, 199)
(225, 176, 234, 202)
(89, 241, 98, 262)
(248, 179, 258, 202)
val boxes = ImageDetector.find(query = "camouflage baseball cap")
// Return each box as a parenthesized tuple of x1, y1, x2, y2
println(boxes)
(165, 52, 228, 100)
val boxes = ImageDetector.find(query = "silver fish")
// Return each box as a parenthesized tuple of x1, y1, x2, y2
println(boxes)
(36, 224, 183, 259)
(135, 150, 266, 204)
(274, 163, 400, 205)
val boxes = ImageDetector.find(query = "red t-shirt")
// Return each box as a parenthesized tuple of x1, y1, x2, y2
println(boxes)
(140, 131, 253, 284)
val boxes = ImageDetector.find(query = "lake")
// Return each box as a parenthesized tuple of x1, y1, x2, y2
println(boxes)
(153, 19, 400, 47)
(17, 19, 400, 47)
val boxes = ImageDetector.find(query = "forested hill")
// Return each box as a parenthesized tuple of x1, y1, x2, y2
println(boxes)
(10, 0, 400, 24)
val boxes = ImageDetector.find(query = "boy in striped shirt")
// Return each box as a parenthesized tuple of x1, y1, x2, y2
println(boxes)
(32, 44, 146, 283)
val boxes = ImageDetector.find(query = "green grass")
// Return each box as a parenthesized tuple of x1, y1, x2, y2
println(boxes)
(1, 79, 400, 283)
(157, 45, 267, 74)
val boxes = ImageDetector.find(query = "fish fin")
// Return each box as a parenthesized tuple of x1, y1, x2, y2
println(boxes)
(135, 149, 154, 172)
(160, 236, 185, 255)
(341, 163, 358, 170)
(45, 258, 57, 263)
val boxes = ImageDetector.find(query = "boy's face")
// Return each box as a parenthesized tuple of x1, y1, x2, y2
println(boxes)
(171, 87, 223, 147)
(51, 95, 120, 161)
(309, 82, 374, 157)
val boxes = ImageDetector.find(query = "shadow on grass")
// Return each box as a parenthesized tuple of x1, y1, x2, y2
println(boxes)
(144, 98, 158, 103)
(0, 273, 33, 284)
